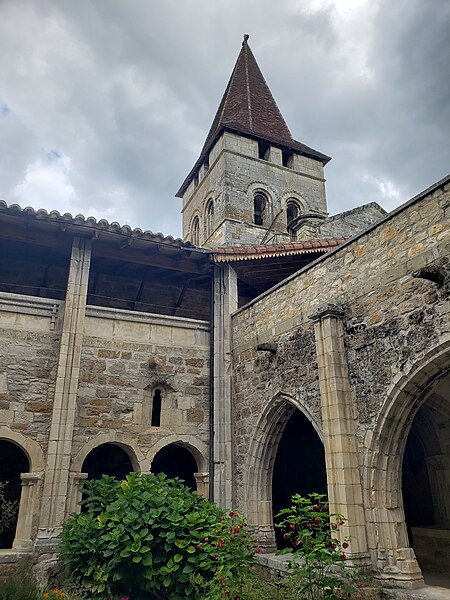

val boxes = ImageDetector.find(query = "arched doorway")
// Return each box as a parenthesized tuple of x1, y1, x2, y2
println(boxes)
(245, 396, 326, 550)
(366, 343, 450, 587)
(0, 440, 29, 548)
(272, 409, 327, 547)
(402, 375, 450, 582)
(151, 444, 198, 491)
(82, 443, 134, 480)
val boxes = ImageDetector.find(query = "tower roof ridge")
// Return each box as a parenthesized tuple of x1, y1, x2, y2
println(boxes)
(176, 36, 330, 198)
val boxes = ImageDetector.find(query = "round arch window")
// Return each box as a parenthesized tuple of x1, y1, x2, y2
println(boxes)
(254, 193, 267, 226)
(286, 200, 301, 240)
(191, 216, 200, 246)
(205, 199, 214, 238)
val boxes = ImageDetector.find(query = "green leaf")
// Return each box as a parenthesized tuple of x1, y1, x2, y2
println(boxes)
(182, 564, 195, 573)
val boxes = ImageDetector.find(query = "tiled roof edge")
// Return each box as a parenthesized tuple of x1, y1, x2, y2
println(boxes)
(0, 199, 201, 251)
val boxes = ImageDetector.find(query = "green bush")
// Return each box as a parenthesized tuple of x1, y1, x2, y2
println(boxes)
(60, 472, 258, 599)
(276, 493, 361, 600)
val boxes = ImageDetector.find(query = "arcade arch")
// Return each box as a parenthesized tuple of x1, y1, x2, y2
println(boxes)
(0, 430, 43, 551)
(365, 341, 450, 585)
(245, 395, 326, 549)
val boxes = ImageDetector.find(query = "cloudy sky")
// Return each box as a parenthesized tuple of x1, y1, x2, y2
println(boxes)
(0, 0, 449, 238)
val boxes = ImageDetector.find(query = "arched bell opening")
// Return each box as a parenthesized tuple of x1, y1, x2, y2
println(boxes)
(0, 440, 29, 549)
(272, 409, 327, 548)
(150, 443, 198, 491)
(81, 442, 135, 481)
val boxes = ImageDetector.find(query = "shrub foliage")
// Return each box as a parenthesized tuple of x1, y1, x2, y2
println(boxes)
(276, 493, 361, 599)
(60, 473, 257, 599)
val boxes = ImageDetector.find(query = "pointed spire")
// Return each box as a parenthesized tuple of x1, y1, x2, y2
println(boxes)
(177, 36, 330, 197)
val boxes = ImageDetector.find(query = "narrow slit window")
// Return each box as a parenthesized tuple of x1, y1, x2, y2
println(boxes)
(151, 389, 162, 427)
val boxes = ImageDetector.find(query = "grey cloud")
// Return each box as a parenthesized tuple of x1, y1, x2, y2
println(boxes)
(0, 0, 448, 236)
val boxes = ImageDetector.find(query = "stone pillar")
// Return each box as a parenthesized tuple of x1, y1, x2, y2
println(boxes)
(13, 472, 42, 551)
(36, 237, 91, 550)
(310, 304, 370, 566)
(67, 472, 89, 515)
(213, 264, 238, 508)
(194, 472, 209, 499)
(426, 454, 450, 528)
(266, 146, 282, 166)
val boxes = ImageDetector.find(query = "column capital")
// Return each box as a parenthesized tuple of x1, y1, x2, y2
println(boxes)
(69, 471, 89, 482)
(309, 303, 344, 322)
(20, 472, 42, 485)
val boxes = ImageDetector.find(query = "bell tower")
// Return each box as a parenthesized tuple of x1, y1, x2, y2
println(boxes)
(176, 35, 331, 248)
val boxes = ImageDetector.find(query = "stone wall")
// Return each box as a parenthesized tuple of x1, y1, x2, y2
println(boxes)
(73, 306, 210, 470)
(0, 293, 61, 454)
(316, 202, 387, 239)
(182, 131, 327, 246)
(0, 288, 211, 554)
(230, 178, 450, 570)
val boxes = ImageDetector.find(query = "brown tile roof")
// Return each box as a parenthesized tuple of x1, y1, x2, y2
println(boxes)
(0, 199, 196, 249)
(176, 36, 331, 197)
(213, 238, 347, 262)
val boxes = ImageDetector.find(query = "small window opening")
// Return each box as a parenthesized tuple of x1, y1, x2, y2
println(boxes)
(282, 150, 294, 168)
(204, 155, 209, 170)
(258, 141, 270, 160)
(254, 193, 266, 226)
(287, 201, 300, 241)
(151, 389, 162, 427)
(193, 174, 198, 188)
(192, 217, 200, 246)
(206, 199, 214, 238)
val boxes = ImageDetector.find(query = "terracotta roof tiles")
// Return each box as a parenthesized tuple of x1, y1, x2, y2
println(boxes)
(213, 238, 347, 262)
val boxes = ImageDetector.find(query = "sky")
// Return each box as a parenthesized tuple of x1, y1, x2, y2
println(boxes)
(0, 0, 449, 239)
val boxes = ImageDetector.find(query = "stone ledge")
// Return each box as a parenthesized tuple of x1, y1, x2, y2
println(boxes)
(85, 304, 210, 330)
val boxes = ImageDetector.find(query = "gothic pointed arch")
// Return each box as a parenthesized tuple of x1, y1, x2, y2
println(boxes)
(245, 393, 325, 548)
(364, 339, 450, 583)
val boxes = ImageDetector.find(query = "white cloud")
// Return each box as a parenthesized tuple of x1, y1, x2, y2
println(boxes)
(12, 151, 76, 213)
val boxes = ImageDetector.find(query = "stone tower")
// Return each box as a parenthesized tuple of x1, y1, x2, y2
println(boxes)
(176, 35, 331, 247)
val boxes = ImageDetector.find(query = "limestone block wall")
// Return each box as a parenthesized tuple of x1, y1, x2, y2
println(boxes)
(72, 306, 210, 472)
(316, 202, 387, 239)
(0, 293, 61, 452)
(231, 178, 449, 577)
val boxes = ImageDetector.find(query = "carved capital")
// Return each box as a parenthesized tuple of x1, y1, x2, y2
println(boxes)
(309, 303, 344, 322)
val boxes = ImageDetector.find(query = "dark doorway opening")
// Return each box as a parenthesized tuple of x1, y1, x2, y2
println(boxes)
(151, 444, 198, 491)
(82, 443, 134, 480)
(402, 428, 435, 544)
(0, 440, 29, 548)
(272, 409, 327, 548)
(401, 388, 450, 582)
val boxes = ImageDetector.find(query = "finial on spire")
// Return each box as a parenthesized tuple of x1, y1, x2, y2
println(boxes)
(243, 34, 249, 46)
